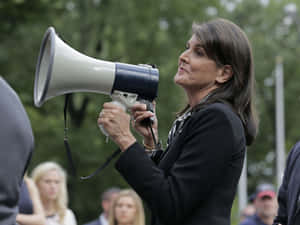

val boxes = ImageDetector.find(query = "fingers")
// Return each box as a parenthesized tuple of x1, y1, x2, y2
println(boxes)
(131, 101, 156, 118)
(133, 111, 155, 124)
(99, 105, 123, 119)
(131, 103, 147, 112)
(102, 102, 121, 110)
(98, 111, 114, 121)
(132, 101, 156, 111)
(97, 111, 109, 126)
(99, 101, 156, 129)
(97, 108, 117, 126)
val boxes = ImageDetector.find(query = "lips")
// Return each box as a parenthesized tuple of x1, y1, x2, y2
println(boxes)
(178, 66, 189, 74)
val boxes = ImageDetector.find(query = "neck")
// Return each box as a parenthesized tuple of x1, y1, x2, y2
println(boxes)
(259, 214, 274, 225)
(187, 91, 211, 108)
(185, 86, 216, 108)
(102, 212, 108, 220)
(42, 198, 56, 216)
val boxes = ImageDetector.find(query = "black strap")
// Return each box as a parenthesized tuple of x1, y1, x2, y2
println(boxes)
(80, 148, 121, 180)
(64, 94, 77, 177)
(63, 94, 121, 179)
(138, 99, 161, 149)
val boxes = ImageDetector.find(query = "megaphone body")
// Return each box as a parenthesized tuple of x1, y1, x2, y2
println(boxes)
(34, 27, 159, 135)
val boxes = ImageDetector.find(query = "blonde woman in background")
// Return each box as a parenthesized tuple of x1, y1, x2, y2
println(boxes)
(31, 161, 77, 225)
(108, 189, 145, 225)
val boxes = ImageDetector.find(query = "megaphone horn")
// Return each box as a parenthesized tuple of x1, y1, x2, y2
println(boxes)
(34, 27, 159, 107)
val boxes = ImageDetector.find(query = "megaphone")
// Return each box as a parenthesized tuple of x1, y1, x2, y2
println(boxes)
(34, 27, 159, 109)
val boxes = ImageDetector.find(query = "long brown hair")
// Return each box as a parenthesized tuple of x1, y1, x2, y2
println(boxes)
(188, 18, 258, 146)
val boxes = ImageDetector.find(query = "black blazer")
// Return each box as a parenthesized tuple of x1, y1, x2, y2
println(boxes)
(116, 102, 246, 225)
(273, 141, 300, 225)
(0, 77, 34, 225)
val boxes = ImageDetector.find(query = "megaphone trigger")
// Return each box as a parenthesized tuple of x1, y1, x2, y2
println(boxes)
(137, 99, 155, 127)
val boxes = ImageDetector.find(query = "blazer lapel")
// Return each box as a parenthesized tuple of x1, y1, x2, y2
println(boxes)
(158, 126, 187, 172)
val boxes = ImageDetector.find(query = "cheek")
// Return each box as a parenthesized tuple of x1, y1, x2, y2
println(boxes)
(128, 208, 137, 220)
(38, 183, 47, 192)
(190, 61, 218, 78)
(115, 208, 122, 219)
(51, 185, 60, 197)
(115, 207, 120, 215)
(38, 185, 49, 198)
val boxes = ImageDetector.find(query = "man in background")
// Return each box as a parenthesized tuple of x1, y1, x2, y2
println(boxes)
(0, 77, 34, 224)
(240, 183, 278, 225)
(83, 187, 121, 225)
(240, 203, 256, 223)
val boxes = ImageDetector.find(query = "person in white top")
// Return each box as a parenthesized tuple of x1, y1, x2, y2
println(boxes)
(31, 161, 77, 225)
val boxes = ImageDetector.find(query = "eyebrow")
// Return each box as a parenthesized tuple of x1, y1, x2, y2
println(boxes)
(187, 41, 204, 48)
(195, 44, 204, 49)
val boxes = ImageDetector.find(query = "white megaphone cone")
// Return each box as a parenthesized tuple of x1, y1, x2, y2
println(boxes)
(34, 27, 159, 136)
(35, 27, 115, 107)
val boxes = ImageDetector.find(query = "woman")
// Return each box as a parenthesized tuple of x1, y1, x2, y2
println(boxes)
(17, 176, 46, 225)
(108, 189, 145, 225)
(31, 161, 77, 225)
(98, 18, 258, 225)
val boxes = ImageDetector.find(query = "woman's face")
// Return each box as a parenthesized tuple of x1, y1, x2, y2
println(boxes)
(37, 169, 61, 202)
(114, 196, 137, 225)
(174, 34, 222, 95)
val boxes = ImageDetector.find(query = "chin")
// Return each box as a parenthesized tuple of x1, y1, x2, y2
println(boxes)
(117, 218, 127, 223)
(174, 77, 184, 86)
(174, 73, 182, 83)
(174, 80, 188, 89)
(48, 194, 58, 200)
(174, 75, 189, 86)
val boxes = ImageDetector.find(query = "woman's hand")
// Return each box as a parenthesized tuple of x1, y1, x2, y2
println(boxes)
(98, 102, 136, 151)
(131, 101, 158, 148)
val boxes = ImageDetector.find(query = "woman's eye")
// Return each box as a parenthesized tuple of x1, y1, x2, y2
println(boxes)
(185, 44, 189, 50)
(195, 48, 205, 56)
(196, 50, 203, 56)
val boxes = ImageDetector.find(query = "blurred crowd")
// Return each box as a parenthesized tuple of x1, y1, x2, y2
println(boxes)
(19, 161, 281, 225)
(17, 161, 145, 225)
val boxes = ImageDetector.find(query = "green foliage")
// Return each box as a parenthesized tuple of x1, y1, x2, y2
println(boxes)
(2, 0, 300, 224)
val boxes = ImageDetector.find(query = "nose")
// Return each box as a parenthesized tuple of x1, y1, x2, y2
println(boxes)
(50, 181, 58, 189)
(119, 206, 127, 214)
(179, 49, 189, 65)
(50, 183, 55, 189)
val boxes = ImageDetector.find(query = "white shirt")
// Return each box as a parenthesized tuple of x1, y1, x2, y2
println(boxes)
(99, 213, 108, 225)
(46, 209, 77, 225)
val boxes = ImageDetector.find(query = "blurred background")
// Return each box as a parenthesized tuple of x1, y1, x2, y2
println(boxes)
(1, 0, 300, 224)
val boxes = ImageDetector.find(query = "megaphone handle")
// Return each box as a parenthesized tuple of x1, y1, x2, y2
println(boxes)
(98, 101, 126, 139)
(138, 99, 154, 127)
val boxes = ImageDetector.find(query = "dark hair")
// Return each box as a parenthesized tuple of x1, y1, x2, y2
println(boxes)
(190, 18, 258, 146)
(101, 187, 121, 201)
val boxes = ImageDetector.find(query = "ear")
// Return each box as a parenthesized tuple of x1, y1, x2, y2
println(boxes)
(215, 65, 233, 84)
